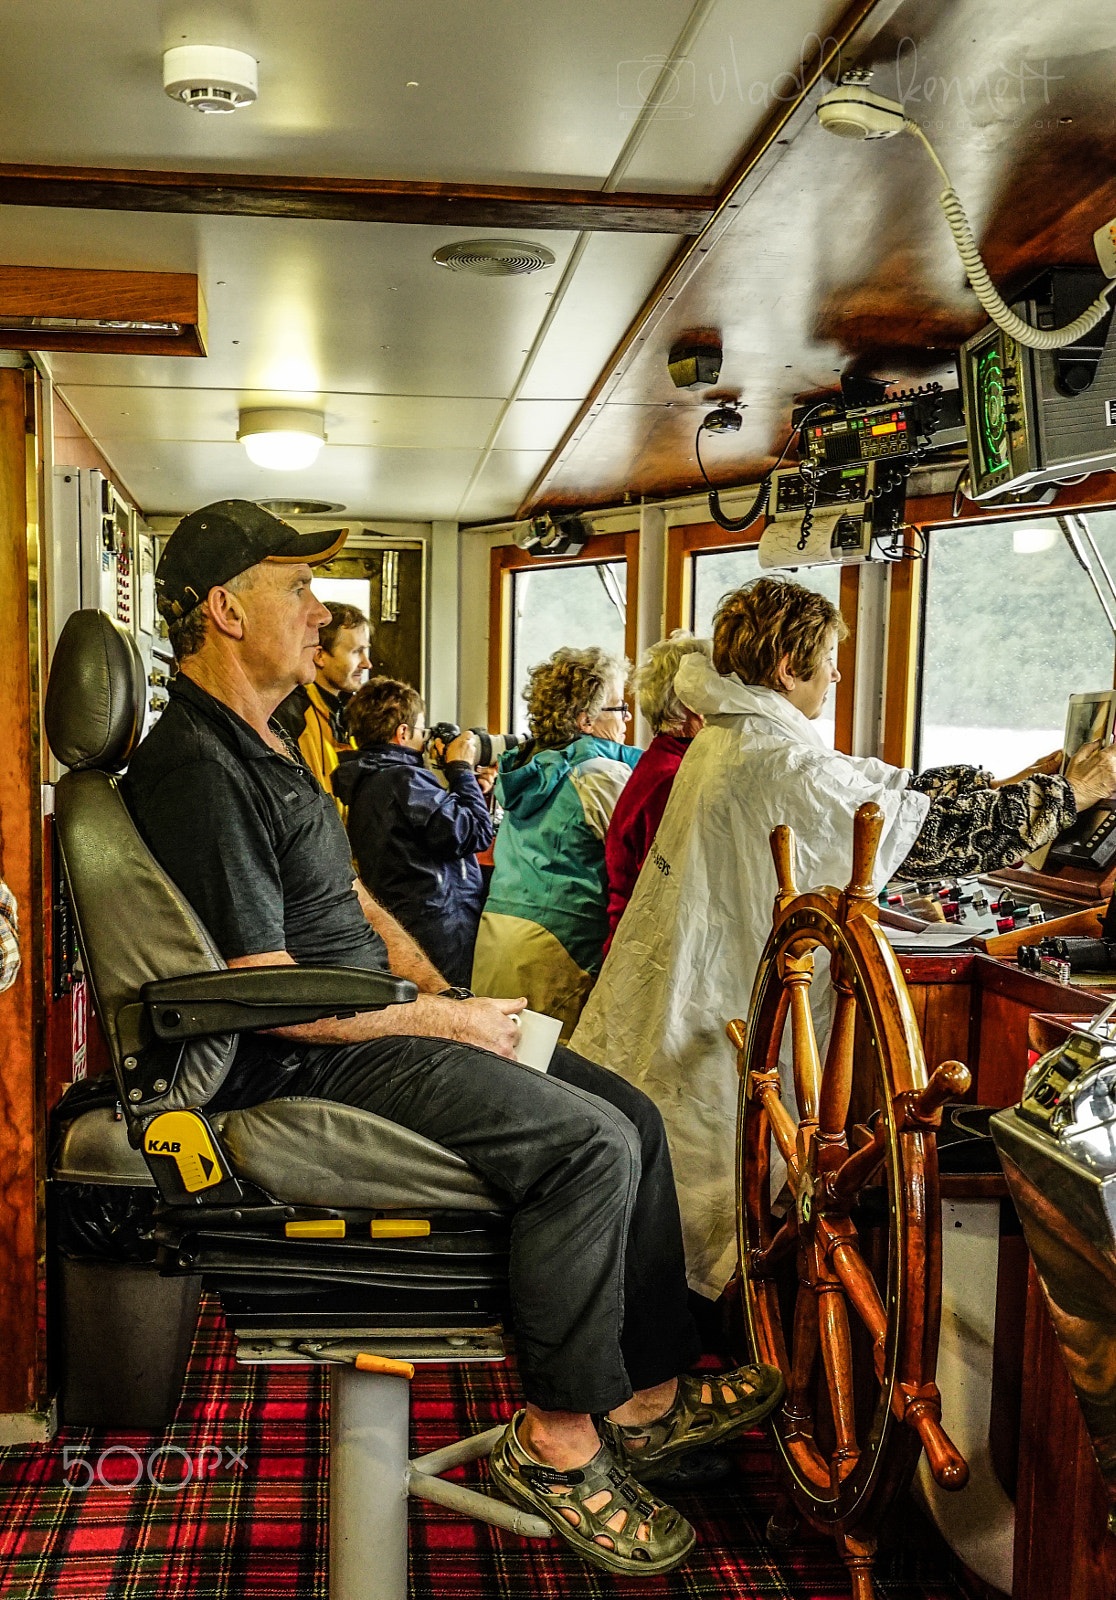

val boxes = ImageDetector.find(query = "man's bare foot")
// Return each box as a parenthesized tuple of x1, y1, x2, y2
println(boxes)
(517, 1405, 653, 1548)
(608, 1377, 678, 1428)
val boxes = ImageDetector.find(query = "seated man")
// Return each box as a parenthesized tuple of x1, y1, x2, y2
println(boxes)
(273, 598, 371, 809)
(129, 500, 784, 1577)
(332, 676, 492, 988)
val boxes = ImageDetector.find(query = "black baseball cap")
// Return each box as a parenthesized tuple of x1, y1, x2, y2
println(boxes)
(155, 499, 347, 621)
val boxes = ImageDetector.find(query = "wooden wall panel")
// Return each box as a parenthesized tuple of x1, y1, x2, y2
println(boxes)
(1014, 1265, 1116, 1600)
(0, 366, 45, 1415)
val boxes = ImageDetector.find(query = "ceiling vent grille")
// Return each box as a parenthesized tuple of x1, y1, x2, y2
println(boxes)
(432, 240, 556, 277)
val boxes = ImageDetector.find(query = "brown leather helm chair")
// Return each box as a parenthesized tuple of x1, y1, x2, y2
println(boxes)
(46, 611, 544, 1600)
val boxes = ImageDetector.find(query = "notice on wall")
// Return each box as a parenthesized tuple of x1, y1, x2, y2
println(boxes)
(71, 977, 88, 1080)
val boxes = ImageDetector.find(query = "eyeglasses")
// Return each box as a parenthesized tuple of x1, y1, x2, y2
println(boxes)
(601, 704, 632, 719)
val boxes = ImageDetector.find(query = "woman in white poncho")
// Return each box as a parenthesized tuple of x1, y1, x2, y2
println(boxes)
(571, 577, 1116, 1300)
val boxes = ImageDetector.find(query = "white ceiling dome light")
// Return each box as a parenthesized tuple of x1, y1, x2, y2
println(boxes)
(163, 45, 258, 114)
(238, 409, 326, 471)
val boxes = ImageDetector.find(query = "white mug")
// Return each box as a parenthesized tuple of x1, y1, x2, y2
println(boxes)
(513, 1009, 563, 1073)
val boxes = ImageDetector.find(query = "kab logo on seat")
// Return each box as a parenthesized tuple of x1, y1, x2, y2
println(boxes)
(142, 1109, 227, 1193)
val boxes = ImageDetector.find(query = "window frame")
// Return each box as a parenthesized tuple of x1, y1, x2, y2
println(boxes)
(488, 530, 640, 739)
(664, 519, 860, 754)
(890, 489, 1116, 770)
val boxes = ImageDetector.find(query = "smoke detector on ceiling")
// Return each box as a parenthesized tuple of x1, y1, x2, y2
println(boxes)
(163, 45, 258, 113)
(432, 240, 556, 277)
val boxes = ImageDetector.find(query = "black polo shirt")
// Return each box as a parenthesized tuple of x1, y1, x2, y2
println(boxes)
(125, 673, 389, 971)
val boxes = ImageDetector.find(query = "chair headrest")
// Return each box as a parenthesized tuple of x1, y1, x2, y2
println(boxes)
(46, 611, 147, 772)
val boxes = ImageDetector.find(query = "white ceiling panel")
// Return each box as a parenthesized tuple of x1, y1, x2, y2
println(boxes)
(58, 385, 507, 452)
(459, 451, 554, 525)
(80, 438, 484, 522)
(7, 211, 579, 399)
(494, 400, 586, 451)
(616, 0, 859, 191)
(520, 232, 680, 400)
(0, 0, 702, 184)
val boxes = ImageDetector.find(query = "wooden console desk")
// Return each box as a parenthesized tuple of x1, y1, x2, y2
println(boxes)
(901, 951, 1116, 1600)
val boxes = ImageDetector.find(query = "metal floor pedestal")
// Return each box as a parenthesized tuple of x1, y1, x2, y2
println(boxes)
(328, 1365, 551, 1600)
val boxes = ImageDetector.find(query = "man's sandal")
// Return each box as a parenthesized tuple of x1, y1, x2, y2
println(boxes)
(488, 1410, 696, 1576)
(598, 1363, 787, 1483)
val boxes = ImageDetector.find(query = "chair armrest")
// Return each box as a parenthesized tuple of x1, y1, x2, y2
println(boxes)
(141, 965, 417, 1041)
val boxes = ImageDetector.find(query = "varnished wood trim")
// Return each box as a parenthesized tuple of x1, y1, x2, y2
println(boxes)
(907, 476, 1116, 532)
(664, 523, 688, 633)
(487, 532, 641, 740)
(0, 367, 43, 1412)
(882, 557, 921, 769)
(0, 265, 206, 357)
(0, 164, 714, 236)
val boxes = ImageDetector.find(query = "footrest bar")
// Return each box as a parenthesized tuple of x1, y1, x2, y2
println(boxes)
(407, 1466, 552, 1538)
(410, 1425, 504, 1474)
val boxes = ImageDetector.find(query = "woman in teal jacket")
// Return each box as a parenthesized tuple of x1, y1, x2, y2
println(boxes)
(472, 646, 639, 1038)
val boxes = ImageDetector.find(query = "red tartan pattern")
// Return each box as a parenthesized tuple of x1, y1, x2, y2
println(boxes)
(0, 1298, 963, 1599)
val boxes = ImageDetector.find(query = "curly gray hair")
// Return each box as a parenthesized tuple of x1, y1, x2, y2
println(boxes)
(635, 632, 711, 733)
(524, 645, 630, 748)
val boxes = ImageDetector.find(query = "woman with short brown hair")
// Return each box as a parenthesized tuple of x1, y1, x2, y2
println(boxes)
(574, 575, 1115, 1301)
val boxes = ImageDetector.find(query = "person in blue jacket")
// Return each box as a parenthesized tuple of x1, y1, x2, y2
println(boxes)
(472, 646, 639, 1038)
(332, 677, 493, 987)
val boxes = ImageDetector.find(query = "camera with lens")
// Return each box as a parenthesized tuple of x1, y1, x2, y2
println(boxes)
(425, 722, 527, 768)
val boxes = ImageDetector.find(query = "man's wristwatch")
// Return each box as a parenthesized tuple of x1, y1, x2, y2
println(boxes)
(439, 986, 474, 1001)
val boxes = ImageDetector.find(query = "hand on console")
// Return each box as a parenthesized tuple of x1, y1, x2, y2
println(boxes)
(1065, 739, 1116, 811)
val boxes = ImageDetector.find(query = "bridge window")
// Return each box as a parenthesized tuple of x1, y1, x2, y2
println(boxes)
(665, 522, 854, 751)
(689, 546, 844, 750)
(509, 559, 628, 736)
(488, 530, 640, 739)
(917, 513, 1116, 775)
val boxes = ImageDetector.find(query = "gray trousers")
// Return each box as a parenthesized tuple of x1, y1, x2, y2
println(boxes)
(217, 1036, 701, 1414)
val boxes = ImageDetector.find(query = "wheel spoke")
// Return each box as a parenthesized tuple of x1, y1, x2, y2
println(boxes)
(818, 1285, 860, 1483)
(785, 963, 821, 1121)
(818, 964, 856, 1137)
(763, 986, 791, 1077)
(751, 1212, 799, 1277)
(785, 1281, 819, 1441)
(755, 1076, 801, 1177)
(831, 1240, 887, 1382)
(827, 1119, 888, 1206)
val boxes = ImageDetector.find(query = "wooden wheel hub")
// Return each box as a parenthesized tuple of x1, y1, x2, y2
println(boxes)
(729, 804, 971, 1598)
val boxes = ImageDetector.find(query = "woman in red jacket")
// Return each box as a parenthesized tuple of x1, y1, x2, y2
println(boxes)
(604, 633, 711, 949)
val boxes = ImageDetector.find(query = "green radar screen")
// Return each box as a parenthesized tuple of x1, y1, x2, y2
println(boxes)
(976, 342, 1010, 478)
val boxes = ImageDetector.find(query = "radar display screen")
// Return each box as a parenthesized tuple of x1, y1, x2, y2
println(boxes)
(975, 337, 1010, 479)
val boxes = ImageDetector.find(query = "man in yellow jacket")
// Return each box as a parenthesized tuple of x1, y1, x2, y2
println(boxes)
(274, 601, 371, 808)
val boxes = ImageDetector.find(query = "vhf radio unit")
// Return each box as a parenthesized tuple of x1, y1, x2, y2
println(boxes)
(795, 384, 964, 473)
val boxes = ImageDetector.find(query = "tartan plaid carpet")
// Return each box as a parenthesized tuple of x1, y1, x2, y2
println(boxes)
(0, 1298, 965, 1599)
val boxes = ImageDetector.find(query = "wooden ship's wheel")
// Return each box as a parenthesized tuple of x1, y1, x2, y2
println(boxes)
(729, 803, 971, 1599)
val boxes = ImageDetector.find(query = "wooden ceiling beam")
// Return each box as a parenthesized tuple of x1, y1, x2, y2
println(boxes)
(0, 163, 715, 235)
